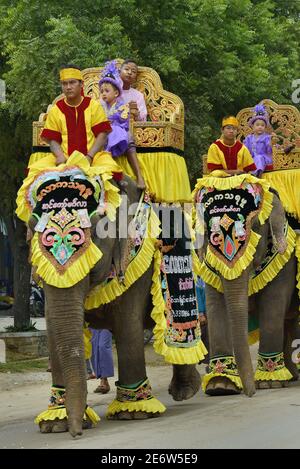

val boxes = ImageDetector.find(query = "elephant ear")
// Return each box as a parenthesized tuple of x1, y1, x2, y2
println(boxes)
(192, 173, 274, 281)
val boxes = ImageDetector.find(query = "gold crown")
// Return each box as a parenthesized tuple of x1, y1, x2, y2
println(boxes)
(222, 116, 239, 127)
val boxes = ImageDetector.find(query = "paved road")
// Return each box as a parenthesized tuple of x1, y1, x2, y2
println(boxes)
(1, 363, 300, 449)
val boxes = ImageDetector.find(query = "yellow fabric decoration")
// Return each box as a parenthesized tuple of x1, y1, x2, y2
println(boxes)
(201, 373, 243, 392)
(16, 151, 121, 224)
(117, 152, 192, 203)
(85, 206, 161, 310)
(206, 230, 261, 281)
(222, 116, 239, 127)
(254, 367, 293, 382)
(249, 225, 296, 295)
(295, 234, 300, 302)
(263, 169, 300, 222)
(150, 249, 208, 365)
(248, 329, 260, 345)
(83, 325, 92, 360)
(28, 151, 51, 166)
(192, 172, 273, 226)
(59, 68, 83, 81)
(34, 405, 100, 425)
(192, 173, 275, 281)
(30, 232, 102, 289)
(196, 259, 223, 293)
(106, 397, 166, 417)
(192, 225, 296, 297)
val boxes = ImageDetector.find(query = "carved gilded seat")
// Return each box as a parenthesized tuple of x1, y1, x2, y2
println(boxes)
(236, 99, 300, 171)
(32, 60, 184, 152)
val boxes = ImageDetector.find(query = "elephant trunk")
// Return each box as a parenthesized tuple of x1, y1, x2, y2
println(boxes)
(222, 270, 256, 397)
(44, 281, 88, 437)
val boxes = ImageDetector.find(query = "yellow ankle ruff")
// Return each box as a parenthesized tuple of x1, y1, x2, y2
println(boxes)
(255, 352, 293, 381)
(201, 355, 243, 392)
(34, 405, 100, 425)
(202, 372, 243, 392)
(106, 397, 166, 417)
(254, 368, 293, 382)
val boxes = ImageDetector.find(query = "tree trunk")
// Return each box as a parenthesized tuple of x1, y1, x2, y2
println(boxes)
(12, 218, 31, 329)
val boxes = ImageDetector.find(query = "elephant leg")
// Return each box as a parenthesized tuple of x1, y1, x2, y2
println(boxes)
(168, 364, 201, 401)
(255, 258, 295, 389)
(203, 285, 242, 396)
(284, 288, 300, 380)
(45, 296, 64, 388)
(39, 297, 68, 434)
(37, 279, 91, 436)
(108, 269, 165, 420)
(283, 316, 299, 381)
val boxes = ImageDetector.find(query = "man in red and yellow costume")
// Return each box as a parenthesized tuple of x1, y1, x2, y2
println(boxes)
(41, 65, 112, 165)
(207, 116, 257, 175)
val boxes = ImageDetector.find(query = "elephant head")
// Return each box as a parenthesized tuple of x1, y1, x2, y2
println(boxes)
(194, 174, 294, 396)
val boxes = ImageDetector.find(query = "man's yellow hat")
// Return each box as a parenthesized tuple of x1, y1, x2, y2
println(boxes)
(222, 116, 239, 128)
(59, 68, 83, 81)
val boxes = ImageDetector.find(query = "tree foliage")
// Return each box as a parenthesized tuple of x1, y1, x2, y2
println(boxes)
(0, 0, 299, 181)
(0, 0, 299, 324)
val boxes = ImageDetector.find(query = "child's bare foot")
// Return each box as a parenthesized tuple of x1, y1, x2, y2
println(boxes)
(137, 176, 146, 190)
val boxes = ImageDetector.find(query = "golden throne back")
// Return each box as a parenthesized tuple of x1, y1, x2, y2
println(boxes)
(202, 99, 300, 174)
(236, 99, 300, 171)
(32, 59, 184, 151)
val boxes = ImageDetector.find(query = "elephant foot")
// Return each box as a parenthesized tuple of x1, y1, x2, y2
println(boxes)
(285, 363, 299, 382)
(39, 417, 93, 434)
(107, 411, 159, 420)
(39, 418, 68, 433)
(205, 377, 241, 396)
(168, 364, 201, 401)
(255, 380, 289, 389)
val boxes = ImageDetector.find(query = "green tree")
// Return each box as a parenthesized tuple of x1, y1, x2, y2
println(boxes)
(0, 0, 299, 327)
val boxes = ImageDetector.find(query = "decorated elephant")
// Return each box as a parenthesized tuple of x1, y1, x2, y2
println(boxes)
(193, 171, 300, 397)
(16, 151, 207, 437)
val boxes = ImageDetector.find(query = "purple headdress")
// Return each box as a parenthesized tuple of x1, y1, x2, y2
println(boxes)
(249, 104, 269, 126)
(99, 60, 123, 95)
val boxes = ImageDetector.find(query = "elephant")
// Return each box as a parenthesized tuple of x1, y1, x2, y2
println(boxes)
(193, 173, 300, 398)
(17, 154, 204, 438)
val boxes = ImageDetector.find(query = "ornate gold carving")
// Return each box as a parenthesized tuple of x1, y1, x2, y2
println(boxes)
(272, 149, 300, 170)
(33, 60, 184, 151)
(236, 99, 300, 170)
(134, 126, 165, 147)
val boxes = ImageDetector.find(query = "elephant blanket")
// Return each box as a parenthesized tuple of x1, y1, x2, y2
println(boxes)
(16, 151, 121, 288)
(192, 171, 298, 296)
(85, 201, 207, 365)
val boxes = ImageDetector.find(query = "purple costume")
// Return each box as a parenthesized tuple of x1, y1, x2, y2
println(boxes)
(243, 133, 273, 175)
(90, 329, 114, 379)
(101, 99, 130, 157)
